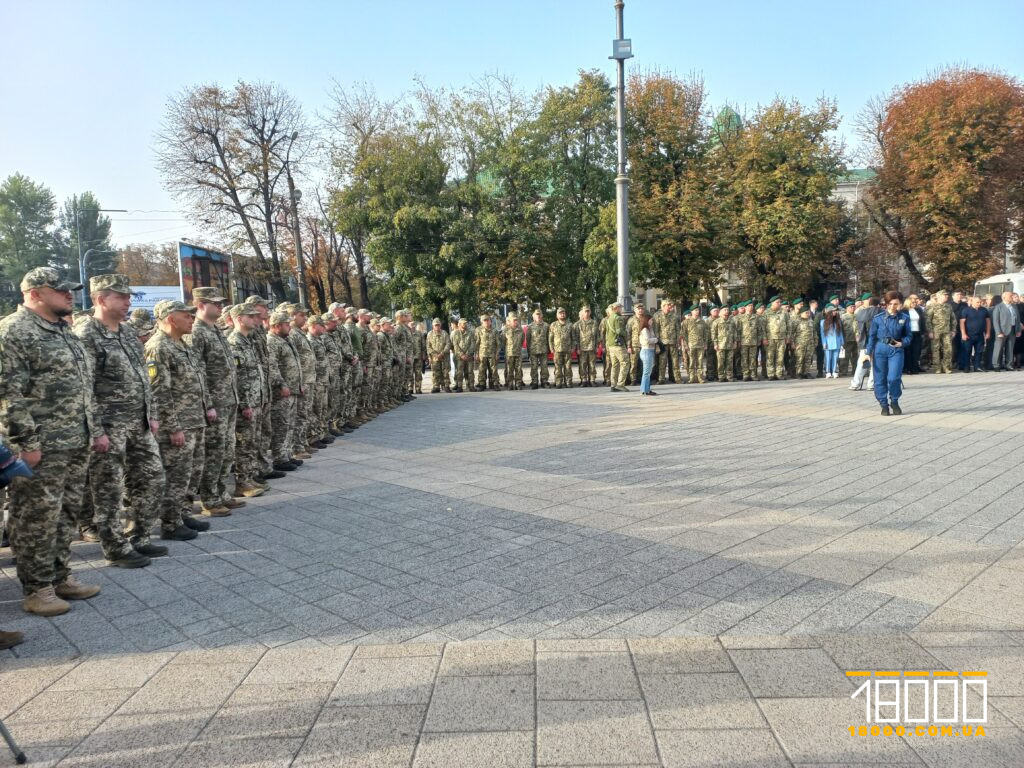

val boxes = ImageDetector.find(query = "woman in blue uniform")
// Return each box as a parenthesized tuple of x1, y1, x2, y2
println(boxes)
(867, 291, 912, 415)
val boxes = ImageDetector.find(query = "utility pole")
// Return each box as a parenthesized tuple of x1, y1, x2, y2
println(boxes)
(285, 131, 307, 307)
(611, 1, 634, 313)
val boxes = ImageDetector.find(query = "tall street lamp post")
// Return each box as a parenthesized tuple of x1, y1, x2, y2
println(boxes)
(610, 1, 634, 314)
(74, 203, 126, 308)
(284, 131, 307, 307)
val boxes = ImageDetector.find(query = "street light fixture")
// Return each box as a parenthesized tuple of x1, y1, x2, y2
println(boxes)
(284, 131, 307, 306)
(73, 203, 126, 308)
(610, 1, 633, 314)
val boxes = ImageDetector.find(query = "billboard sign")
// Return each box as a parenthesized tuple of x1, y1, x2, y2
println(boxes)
(130, 285, 182, 314)
(178, 241, 231, 304)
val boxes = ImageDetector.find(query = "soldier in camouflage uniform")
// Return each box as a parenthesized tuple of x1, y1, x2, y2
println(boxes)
(475, 314, 501, 391)
(502, 314, 525, 389)
(337, 305, 363, 428)
(927, 290, 957, 374)
(653, 300, 682, 384)
(764, 297, 792, 380)
(128, 307, 156, 342)
(357, 309, 380, 417)
(0, 267, 104, 615)
(450, 317, 475, 392)
(626, 305, 647, 386)
(267, 310, 303, 468)
(319, 312, 345, 436)
(574, 306, 597, 386)
(376, 317, 399, 408)
(525, 309, 550, 389)
(548, 307, 575, 387)
(395, 310, 415, 401)
(792, 307, 815, 378)
(306, 315, 331, 445)
(737, 302, 763, 381)
(186, 287, 240, 515)
(683, 306, 709, 383)
(840, 303, 858, 376)
(146, 300, 215, 542)
(711, 305, 738, 382)
(705, 307, 720, 381)
(76, 274, 165, 568)
(285, 305, 317, 458)
(412, 321, 427, 394)
(242, 296, 280, 479)
(605, 301, 629, 391)
(227, 304, 268, 496)
(598, 308, 611, 385)
(426, 318, 452, 392)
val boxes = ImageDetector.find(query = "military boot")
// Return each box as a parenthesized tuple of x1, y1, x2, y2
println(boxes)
(55, 576, 101, 601)
(183, 515, 211, 531)
(23, 586, 70, 616)
(161, 525, 198, 541)
(201, 504, 232, 517)
(221, 497, 246, 510)
(236, 480, 266, 498)
(0, 629, 24, 650)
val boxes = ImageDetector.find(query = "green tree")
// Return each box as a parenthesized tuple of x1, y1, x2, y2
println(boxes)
(55, 192, 116, 283)
(0, 173, 57, 285)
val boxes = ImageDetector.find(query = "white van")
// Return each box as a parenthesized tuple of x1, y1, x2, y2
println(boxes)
(974, 272, 1024, 298)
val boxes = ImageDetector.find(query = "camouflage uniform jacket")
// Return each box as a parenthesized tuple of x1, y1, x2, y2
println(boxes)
(186, 318, 239, 409)
(394, 324, 412, 363)
(627, 315, 647, 350)
(413, 329, 427, 361)
(253, 327, 275, 402)
(683, 316, 710, 348)
(344, 320, 364, 358)
(765, 309, 792, 341)
(840, 312, 857, 345)
(711, 316, 738, 348)
(0, 306, 99, 453)
(426, 329, 451, 361)
(525, 321, 549, 354)
(548, 321, 575, 353)
(289, 326, 317, 387)
(926, 303, 956, 335)
(378, 331, 398, 368)
(321, 331, 344, 377)
(75, 315, 153, 432)
(574, 318, 597, 351)
(144, 328, 209, 433)
(502, 325, 524, 357)
(793, 316, 815, 346)
(307, 333, 329, 384)
(450, 328, 475, 360)
(604, 313, 627, 348)
(333, 324, 358, 367)
(360, 325, 379, 369)
(652, 310, 681, 345)
(475, 326, 500, 358)
(738, 313, 763, 346)
(227, 330, 266, 409)
(267, 331, 303, 393)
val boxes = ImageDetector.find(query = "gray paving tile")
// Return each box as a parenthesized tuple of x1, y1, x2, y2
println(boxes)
(424, 674, 534, 731)
(657, 729, 789, 768)
(537, 700, 659, 765)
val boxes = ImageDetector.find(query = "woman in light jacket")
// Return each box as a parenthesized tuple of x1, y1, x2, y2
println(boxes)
(638, 315, 658, 396)
(819, 307, 844, 378)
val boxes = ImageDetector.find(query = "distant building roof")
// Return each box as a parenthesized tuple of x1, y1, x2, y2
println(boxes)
(710, 107, 743, 146)
(838, 169, 876, 183)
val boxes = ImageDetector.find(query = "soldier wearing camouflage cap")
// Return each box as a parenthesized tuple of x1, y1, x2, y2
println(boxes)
(0, 267, 103, 616)
(226, 304, 268, 495)
(549, 307, 575, 388)
(501, 313, 525, 390)
(74, 274, 166, 569)
(574, 306, 598, 386)
(474, 313, 501, 391)
(266, 309, 303, 469)
(284, 304, 318, 458)
(450, 317, 475, 392)
(425, 318, 452, 393)
(525, 308, 550, 389)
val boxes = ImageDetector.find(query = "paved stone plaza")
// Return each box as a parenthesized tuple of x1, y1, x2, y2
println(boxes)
(2, 373, 1024, 766)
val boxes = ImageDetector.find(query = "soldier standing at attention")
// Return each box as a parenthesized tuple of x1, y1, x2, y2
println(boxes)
(574, 307, 597, 386)
(426, 318, 452, 392)
(187, 287, 241, 516)
(764, 297, 791, 381)
(626, 304, 647, 386)
(449, 317, 474, 393)
(76, 274, 165, 568)
(267, 310, 303, 470)
(0, 267, 105, 616)
(502, 313, 525, 390)
(146, 300, 216, 542)
(525, 308, 550, 389)
(738, 302, 762, 381)
(306, 315, 332, 446)
(653, 300, 682, 385)
(412, 320, 427, 394)
(711, 305, 738, 382)
(927, 290, 957, 374)
(319, 313, 345, 437)
(840, 303, 859, 376)
(548, 307, 575, 388)
(227, 304, 268, 497)
(684, 305, 709, 383)
(475, 314, 501, 391)
(605, 301, 630, 392)
(243, 296, 282, 479)
(284, 305, 317, 459)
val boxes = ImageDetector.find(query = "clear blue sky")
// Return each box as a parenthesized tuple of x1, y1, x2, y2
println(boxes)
(2, 0, 1021, 246)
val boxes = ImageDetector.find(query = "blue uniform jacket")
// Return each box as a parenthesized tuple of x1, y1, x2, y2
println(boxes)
(867, 310, 912, 351)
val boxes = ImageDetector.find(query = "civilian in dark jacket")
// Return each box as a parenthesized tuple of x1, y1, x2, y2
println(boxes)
(991, 291, 1021, 370)
(959, 296, 991, 372)
(903, 295, 927, 374)
(951, 291, 968, 370)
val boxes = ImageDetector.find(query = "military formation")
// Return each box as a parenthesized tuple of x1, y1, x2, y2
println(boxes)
(0, 267, 415, 624)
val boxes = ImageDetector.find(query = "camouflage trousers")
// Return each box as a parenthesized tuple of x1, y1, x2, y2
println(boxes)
(157, 427, 205, 533)
(529, 354, 549, 387)
(271, 395, 297, 462)
(794, 344, 813, 376)
(687, 346, 706, 382)
(430, 356, 450, 391)
(932, 333, 954, 373)
(706, 347, 718, 381)
(741, 345, 760, 379)
(716, 348, 736, 381)
(454, 356, 474, 390)
(201, 407, 236, 506)
(658, 345, 682, 383)
(412, 357, 423, 393)
(234, 405, 264, 483)
(7, 447, 88, 594)
(258, 396, 274, 474)
(607, 345, 628, 387)
(292, 390, 311, 452)
(840, 342, 858, 375)
(347, 365, 363, 422)
(90, 422, 165, 557)
(359, 366, 376, 414)
(578, 350, 596, 384)
(553, 352, 572, 386)
(765, 340, 787, 379)
(504, 354, 523, 389)
(312, 383, 328, 439)
(477, 355, 499, 389)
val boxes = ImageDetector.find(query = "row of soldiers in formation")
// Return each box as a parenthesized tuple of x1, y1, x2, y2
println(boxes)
(421, 294, 937, 390)
(0, 267, 421, 618)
